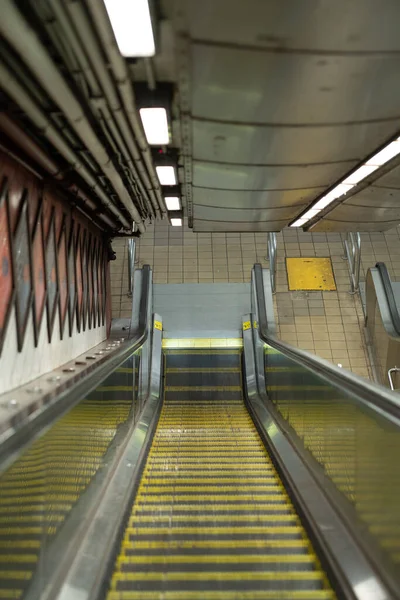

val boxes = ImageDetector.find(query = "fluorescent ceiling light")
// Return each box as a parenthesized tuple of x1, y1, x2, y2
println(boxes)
(156, 166, 176, 186)
(302, 208, 321, 220)
(312, 184, 354, 210)
(291, 136, 400, 227)
(164, 196, 181, 211)
(366, 141, 400, 166)
(139, 107, 169, 145)
(170, 218, 182, 226)
(104, 0, 155, 57)
(342, 165, 378, 185)
(290, 217, 308, 228)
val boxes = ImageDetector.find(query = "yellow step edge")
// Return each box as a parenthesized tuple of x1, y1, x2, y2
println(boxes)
(0, 541, 41, 549)
(139, 478, 278, 486)
(111, 571, 322, 582)
(162, 339, 243, 349)
(123, 526, 304, 535)
(136, 486, 281, 493)
(107, 591, 334, 600)
(166, 368, 241, 373)
(0, 515, 65, 524)
(117, 554, 314, 564)
(129, 514, 298, 524)
(122, 539, 310, 550)
(0, 571, 32, 581)
(144, 457, 272, 466)
(0, 527, 57, 535)
(131, 503, 291, 512)
(165, 386, 242, 392)
(135, 494, 290, 503)
(0, 591, 24, 599)
(0, 555, 38, 564)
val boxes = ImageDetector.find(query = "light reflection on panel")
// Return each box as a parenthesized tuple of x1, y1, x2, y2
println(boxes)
(0, 352, 140, 598)
(264, 344, 400, 581)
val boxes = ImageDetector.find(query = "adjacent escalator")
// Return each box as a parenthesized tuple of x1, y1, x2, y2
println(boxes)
(365, 262, 400, 389)
(0, 353, 140, 600)
(107, 348, 335, 599)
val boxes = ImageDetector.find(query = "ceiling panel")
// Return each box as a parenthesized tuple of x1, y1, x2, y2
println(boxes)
(185, 0, 400, 52)
(192, 46, 400, 125)
(193, 162, 355, 191)
(171, 0, 400, 232)
(192, 187, 309, 210)
(194, 203, 303, 223)
(193, 218, 287, 232)
(191, 120, 396, 169)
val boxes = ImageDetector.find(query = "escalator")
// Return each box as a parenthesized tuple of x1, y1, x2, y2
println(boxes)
(1, 264, 400, 600)
(0, 353, 140, 599)
(107, 348, 333, 599)
(365, 262, 400, 389)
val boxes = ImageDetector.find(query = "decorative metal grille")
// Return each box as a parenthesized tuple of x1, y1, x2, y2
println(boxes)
(0, 151, 110, 356)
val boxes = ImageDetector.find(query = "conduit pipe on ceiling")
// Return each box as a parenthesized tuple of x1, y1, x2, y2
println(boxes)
(64, 0, 161, 219)
(0, 0, 145, 232)
(85, 0, 167, 217)
(0, 62, 130, 230)
(0, 113, 119, 230)
(45, 0, 156, 220)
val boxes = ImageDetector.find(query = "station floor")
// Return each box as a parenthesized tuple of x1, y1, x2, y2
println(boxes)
(111, 220, 400, 381)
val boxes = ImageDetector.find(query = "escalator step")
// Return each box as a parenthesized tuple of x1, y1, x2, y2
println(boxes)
(107, 350, 335, 599)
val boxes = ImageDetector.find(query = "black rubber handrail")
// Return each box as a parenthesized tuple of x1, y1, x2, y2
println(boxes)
(252, 263, 400, 420)
(375, 262, 400, 336)
(0, 265, 152, 464)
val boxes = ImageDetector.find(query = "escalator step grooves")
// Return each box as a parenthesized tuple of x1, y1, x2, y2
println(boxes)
(107, 350, 335, 599)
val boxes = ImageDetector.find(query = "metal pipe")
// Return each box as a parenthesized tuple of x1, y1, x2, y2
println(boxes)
(0, 61, 130, 229)
(65, 0, 161, 219)
(388, 367, 400, 391)
(0, 113, 119, 230)
(85, 0, 166, 217)
(342, 232, 361, 294)
(127, 238, 136, 298)
(144, 58, 157, 91)
(266, 233, 277, 294)
(0, 0, 145, 232)
(0, 112, 60, 176)
(46, 0, 156, 220)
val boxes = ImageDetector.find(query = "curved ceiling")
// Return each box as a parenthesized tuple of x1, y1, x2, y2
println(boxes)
(165, 0, 400, 232)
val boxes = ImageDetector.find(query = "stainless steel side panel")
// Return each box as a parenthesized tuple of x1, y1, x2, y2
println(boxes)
(366, 267, 400, 388)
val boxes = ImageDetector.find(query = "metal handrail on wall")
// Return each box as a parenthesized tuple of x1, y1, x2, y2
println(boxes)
(266, 233, 277, 293)
(251, 263, 400, 419)
(127, 237, 136, 297)
(342, 232, 361, 294)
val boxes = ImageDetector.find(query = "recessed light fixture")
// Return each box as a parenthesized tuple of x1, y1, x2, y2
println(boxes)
(104, 0, 155, 57)
(170, 218, 182, 226)
(156, 166, 177, 186)
(139, 107, 169, 145)
(164, 196, 181, 211)
(291, 136, 400, 228)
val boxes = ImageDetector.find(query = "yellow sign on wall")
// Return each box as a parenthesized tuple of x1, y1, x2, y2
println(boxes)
(286, 257, 336, 291)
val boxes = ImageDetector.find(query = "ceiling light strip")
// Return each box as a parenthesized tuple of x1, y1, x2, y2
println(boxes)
(104, 0, 155, 57)
(291, 137, 400, 228)
(139, 107, 170, 145)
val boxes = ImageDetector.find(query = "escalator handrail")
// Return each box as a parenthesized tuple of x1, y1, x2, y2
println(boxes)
(375, 262, 400, 336)
(252, 263, 400, 420)
(0, 265, 153, 462)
